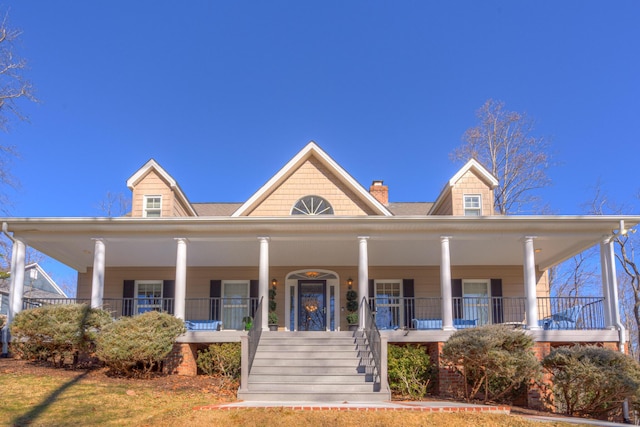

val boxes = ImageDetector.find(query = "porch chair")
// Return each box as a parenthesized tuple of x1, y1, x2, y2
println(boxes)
(538, 305, 582, 330)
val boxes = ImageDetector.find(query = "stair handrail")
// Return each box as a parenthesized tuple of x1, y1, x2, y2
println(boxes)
(361, 297, 388, 392)
(247, 296, 263, 370)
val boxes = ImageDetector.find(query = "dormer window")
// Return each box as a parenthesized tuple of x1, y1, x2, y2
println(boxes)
(144, 195, 162, 217)
(464, 195, 481, 216)
(291, 196, 334, 215)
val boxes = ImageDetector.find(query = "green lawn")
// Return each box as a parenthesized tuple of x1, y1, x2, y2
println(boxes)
(0, 370, 585, 427)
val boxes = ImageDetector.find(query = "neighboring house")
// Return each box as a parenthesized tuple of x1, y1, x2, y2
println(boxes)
(2, 141, 639, 404)
(0, 263, 67, 316)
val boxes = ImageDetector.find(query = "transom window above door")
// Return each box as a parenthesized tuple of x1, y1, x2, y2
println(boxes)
(291, 195, 334, 215)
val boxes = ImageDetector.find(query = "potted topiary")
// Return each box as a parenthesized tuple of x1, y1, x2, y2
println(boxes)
(242, 316, 253, 331)
(346, 288, 359, 331)
(268, 281, 278, 331)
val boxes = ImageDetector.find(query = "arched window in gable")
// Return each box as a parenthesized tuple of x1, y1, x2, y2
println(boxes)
(291, 195, 334, 215)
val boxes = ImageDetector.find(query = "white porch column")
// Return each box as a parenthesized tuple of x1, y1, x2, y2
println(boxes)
(600, 237, 614, 328)
(605, 237, 622, 327)
(2, 241, 19, 355)
(358, 236, 369, 330)
(523, 236, 540, 329)
(90, 239, 106, 309)
(174, 238, 188, 320)
(10, 239, 26, 319)
(440, 236, 455, 330)
(258, 237, 270, 330)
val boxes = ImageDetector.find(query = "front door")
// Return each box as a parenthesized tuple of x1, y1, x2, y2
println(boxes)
(298, 281, 326, 331)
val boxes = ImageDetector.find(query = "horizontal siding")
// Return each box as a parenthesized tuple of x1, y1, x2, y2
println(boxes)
(78, 265, 547, 302)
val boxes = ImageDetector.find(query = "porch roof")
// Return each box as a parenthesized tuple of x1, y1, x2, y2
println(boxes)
(4, 215, 639, 273)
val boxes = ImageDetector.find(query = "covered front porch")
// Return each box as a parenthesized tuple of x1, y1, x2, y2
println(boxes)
(2, 215, 637, 352)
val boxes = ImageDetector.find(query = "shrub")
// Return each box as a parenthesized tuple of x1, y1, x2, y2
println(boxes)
(0, 314, 6, 330)
(95, 311, 185, 377)
(388, 344, 433, 399)
(441, 324, 541, 403)
(542, 345, 640, 419)
(10, 304, 112, 367)
(345, 289, 358, 313)
(196, 342, 241, 384)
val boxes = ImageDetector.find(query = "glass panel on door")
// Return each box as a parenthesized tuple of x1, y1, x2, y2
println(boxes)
(298, 281, 326, 331)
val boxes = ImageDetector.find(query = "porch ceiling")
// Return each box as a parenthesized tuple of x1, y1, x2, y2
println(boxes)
(4, 215, 639, 273)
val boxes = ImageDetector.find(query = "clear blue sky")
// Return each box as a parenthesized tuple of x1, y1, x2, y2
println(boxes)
(2, 1, 639, 288)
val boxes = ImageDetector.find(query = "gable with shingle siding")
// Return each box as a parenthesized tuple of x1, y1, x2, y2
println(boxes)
(245, 157, 379, 216)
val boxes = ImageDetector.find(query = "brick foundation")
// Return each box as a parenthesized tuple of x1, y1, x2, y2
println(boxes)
(429, 342, 465, 398)
(164, 343, 198, 376)
(527, 342, 552, 410)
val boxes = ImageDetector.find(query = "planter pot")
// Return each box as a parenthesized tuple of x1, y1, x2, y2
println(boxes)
(348, 324, 358, 332)
(268, 324, 278, 331)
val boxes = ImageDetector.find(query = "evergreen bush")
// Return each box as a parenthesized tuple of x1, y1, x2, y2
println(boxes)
(95, 311, 184, 377)
(196, 342, 241, 383)
(10, 304, 112, 367)
(387, 344, 433, 399)
(441, 324, 541, 403)
(542, 345, 640, 419)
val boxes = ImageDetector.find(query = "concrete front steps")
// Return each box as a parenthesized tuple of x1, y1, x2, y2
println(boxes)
(237, 331, 390, 403)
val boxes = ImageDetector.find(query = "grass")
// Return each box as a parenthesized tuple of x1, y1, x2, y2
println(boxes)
(0, 371, 587, 427)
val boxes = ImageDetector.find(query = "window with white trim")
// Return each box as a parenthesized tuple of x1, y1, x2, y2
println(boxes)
(291, 195, 334, 215)
(463, 194, 481, 216)
(374, 280, 402, 330)
(135, 281, 163, 314)
(144, 195, 162, 217)
(462, 279, 490, 325)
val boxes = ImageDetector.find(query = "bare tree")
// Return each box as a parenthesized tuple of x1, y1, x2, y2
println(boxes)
(96, 191, 130, 217)
(549, 250, 600, 298)
(0, 11, 38, 273)
(0, 11, 37, 188)
(451, 99, 551, 214)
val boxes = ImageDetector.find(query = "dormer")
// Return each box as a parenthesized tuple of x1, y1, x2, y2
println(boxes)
(126, 159, 197, 218)
(429, 159, 498, 216)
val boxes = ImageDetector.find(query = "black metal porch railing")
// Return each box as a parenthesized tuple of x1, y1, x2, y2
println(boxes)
(247, 297, 263, 372)
(370, 296, 606, 330)
(361, 297, 382, 390)
(184, 297, 259, 330)
(536, 296, 605, 330)
(23, 295, 606, 331)
(23, 297, 91, 310)
(22, 297, 260, 331)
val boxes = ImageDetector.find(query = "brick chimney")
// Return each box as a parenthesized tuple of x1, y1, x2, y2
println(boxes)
(369, 180, 388, 206)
